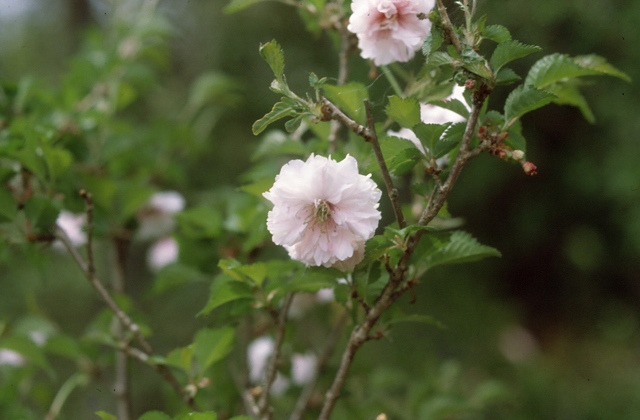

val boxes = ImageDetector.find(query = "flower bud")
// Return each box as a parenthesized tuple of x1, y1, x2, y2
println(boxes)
(511, 150, 525, 161)
(522, 161, 538, 175)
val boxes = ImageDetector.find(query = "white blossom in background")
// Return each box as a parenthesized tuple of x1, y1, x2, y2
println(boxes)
(0, 349, 25, 367)
(263, 155, 381, 272)
(247, 336, 289, 395)
(291, 353, 317, 386)
(347, 0, 435, 65)
(54, 211, 86, 249)
(136, 191, 185, 240)
(147, 236, 179, 272)
(390, 85, 468, 156)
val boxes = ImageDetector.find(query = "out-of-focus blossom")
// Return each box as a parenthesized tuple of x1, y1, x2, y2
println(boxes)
(498, 325, 539, 364)
(263, 155, 381, 272)
(54, 211, 86, 249)
(347, 0, 435, 65)
(136, 191, 185, 240)
(291, 353, 317, 386)
(247, 336, 289, 395)
(147, 236, 179, 272)
(0, 349, 25, 367)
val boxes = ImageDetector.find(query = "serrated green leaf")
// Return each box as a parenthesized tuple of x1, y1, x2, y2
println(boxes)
(490, 40, 541, 73)
(573, 54, 631, 82)
(505, 119, 527, 153)
(413, 123, 450, 157)
(165, 345, 194, 372)
(427, 51, 454, 68)
(429, 99, 469, 119)
(43, 146, 72, 183)
(375, 136, 423, 175)
(434, 122, 465, 158)
(503, 85, 556, 127)
(422, 26, 443, 58)
(543, 81, 595, 123)
(483, 25, 511, 43)
(323, 82, 368, 123)
(525, 53, 601, 89)
(386, 96, 421, 128)
(252, 100, 297, 135)
(361, 235, 395, 266)
(280, 266, 342, 294)
(198, 275, 255, 316)
(422, 231, 501, 270)
(259, 40, 285, 81)
(194, 327, 235, 371)
(495, 67, 521, 85)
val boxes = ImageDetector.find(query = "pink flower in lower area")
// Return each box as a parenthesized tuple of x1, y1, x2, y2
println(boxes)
(147, 236, 179, 272)
(263, 155, 381, 272)
(348, 0, 435, 66)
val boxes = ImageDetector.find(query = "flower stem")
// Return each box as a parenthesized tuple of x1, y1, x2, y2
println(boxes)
(381, 65, 403, 97)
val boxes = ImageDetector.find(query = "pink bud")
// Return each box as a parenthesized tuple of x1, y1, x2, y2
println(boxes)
(522, 161, 537, 176)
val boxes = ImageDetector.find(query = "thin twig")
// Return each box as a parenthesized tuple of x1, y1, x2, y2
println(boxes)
(54, 223, 199, 410)
(257, 293, 295, 419)
(436, 0, 463, 53)
(328, 26, 352, 152)
(363, 100, 406, 228)
(320, 98, 371, 138)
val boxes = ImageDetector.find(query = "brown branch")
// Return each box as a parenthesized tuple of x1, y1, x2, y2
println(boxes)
(436, 0, 463, 53)
(363, 100, 406, 229)
(54, 221, 199, 411)
(320, 98, 371, 138)
(257, 293, 295, 419)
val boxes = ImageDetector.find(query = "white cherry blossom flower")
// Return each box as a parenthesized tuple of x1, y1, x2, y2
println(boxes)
(347, 0, 435, 66)
(136, 191, 185, 240)
(147, 236, 179, 272)
(54, 211, 86, 249)
(291, 352, 317, 385)
(263, 155, 381, 272)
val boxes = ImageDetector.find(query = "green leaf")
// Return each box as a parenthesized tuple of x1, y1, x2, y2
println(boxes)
(138, 411, 172, 420)
(151, 263, 204, 295)
(43, 146, 73, 183)
(422, 26, 443, 59)
(429, 99, 469, 119)
(483, 25, 511, 43)
(224, 0, 271, 12)
(284, 114, 304, 132)
(175, 413, 218, 420)
(322, 82, 368, 123)
(461, 47, 493, 80)
(165, 345, 194, 372)
(503, 84, 556, 127)
(252, 100, 297, 135)
(198, 275, 255, 316)
(0, 187, 17, 222)
(194, 327, 235, 370)
(543, 81, 595, 123)
(495, 67, 521, 85)
(0, 335, 52, 374)
(376, 136, 423, 175)
(428, 52, 455, 67)
(413, 123, 450, 157)
(525, 53, 601, 89)
(259, 40, 285, 81)
(386, 96, 421, 128)
(95, 412, 118, 420)
(23, 195, 60, 232)
(176, 206, 223, 239)
(422, 231, 501, 270)
(434, 122, 465, 158)
(490, 40, 541, 73)
(573, 54, 631, 82)
(386, 313, 446, 329)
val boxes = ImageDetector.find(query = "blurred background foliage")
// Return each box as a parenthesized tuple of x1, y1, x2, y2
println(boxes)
(0, 0, 638, 418)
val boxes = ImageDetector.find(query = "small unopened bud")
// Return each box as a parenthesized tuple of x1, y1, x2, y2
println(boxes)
(478, 125, 487, 137)
(512, 150, 525, 161)
(497, 150, 507, 160)
(465, 79, 475, 90)
(522, 161, 537, 175)
(376, 414, 388, 420)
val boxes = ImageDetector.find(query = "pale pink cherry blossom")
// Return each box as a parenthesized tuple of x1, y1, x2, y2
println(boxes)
(147, 236, 179, 272)
(0, 349, 25, 367)
(53, 211, 87, 249)
(263, 154, 381, 272)
(347, 0, 435, 66)
(136, 191, 185, 240)
(247, 336, 290, 396)
(291, 352, 318, 386)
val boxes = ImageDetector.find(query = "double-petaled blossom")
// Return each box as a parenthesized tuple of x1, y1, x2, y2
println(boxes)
(347, 0, 435, 65)
(263, 154, 381, 272)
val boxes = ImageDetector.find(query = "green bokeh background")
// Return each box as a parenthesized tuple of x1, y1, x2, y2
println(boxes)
(1, 0, 639, 418)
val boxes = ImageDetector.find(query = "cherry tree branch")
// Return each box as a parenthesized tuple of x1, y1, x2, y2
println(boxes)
(436, 0, 463, 53)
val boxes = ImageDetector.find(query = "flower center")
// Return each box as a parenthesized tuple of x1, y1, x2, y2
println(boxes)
(314, 200, 332, 223)
(304, 199, 334, 234)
